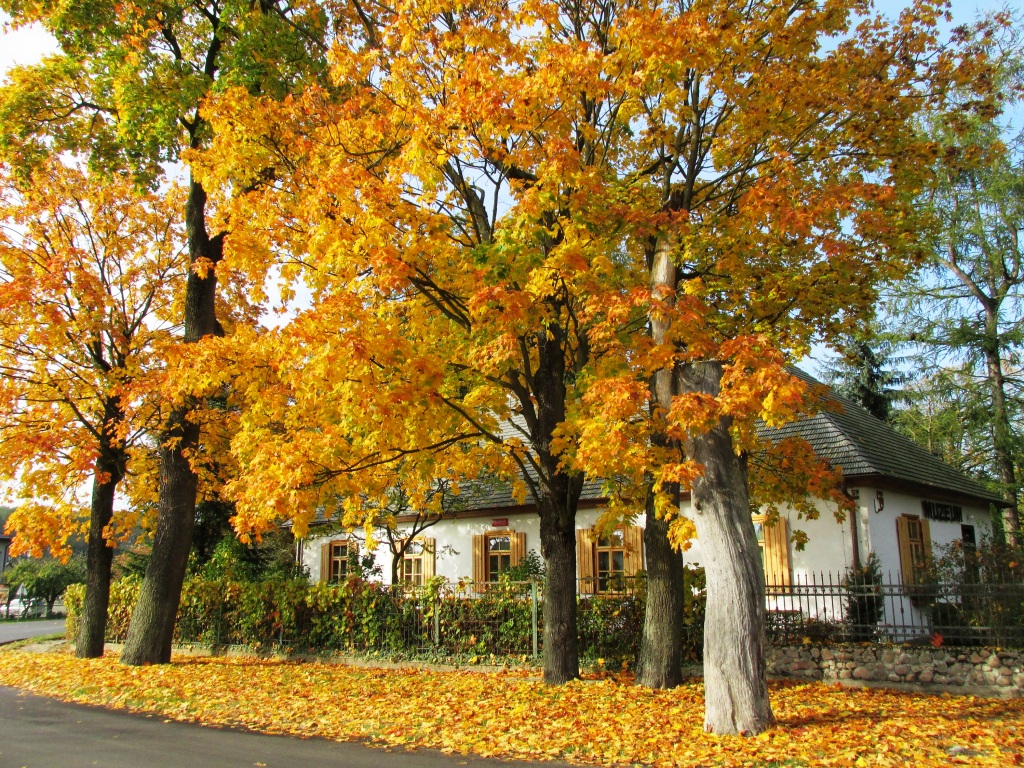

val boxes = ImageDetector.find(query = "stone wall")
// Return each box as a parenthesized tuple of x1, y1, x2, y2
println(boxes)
(763, 644, 1024, 695)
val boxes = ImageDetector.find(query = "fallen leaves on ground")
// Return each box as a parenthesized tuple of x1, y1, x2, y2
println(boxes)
(1, 648, 1021, 766)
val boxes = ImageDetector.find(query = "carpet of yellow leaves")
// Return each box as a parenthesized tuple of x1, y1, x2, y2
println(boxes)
(1, 648, 1021, 766)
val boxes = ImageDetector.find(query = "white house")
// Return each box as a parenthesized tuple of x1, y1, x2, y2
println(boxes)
(298, 375, 1003, 612)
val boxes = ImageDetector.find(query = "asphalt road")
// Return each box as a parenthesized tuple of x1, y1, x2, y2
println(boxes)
(0, 687, 565, 768)
(0, 618, 66, 644)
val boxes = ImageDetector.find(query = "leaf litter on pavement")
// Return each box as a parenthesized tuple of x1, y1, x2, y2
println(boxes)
(0, 647, 1021, 766)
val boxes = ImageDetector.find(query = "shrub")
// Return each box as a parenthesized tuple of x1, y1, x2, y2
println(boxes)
(842, 553, 884, 642)
(64, 568, 713, 662)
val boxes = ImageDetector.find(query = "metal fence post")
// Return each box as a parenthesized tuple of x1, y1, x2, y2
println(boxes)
(531, 578, 539, 659)
(433, 596, 440, 646)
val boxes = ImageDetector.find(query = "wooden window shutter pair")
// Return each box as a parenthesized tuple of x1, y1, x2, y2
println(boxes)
(762, 518, 791, 587)
(896, 515, 932, 586)
(319, 538, 359, 583)
(576, 525, 644, 594)
(471, 531, 526, 582)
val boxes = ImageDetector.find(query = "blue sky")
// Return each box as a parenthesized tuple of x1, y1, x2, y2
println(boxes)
(1, 1, 1011, 76)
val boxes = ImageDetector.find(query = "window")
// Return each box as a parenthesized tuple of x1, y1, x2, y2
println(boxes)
(596, 529, 627, 591)
(403, 543, 424, 585)
(752, 515, 790, 587)
(896, 514, 932, 586)
(400, 537, 436, 587)
(576, 526, 643, 594)
(488, 534, 512, 580)
(961, 524, 977, 552)
(961, 524, 979, 583)
(472, 531, 526, 584)
(320, 539, 358, 583)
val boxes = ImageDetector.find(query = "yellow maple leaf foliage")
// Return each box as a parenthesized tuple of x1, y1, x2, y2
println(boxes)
(0, 648, 1020, 766)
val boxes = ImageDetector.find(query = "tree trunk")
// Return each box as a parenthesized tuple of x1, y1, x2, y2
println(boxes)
(636, 233, 686, 688)
(636, 494, 685, 688)
(120, 409, 201, 664)
(538, 492, 580, 684)
(77, 435, 125, 658)
(520, 313, 585, 685)
(680, 361, 774, 736)
(983, 328, 1020, 546)
(120, 177, 223, 666)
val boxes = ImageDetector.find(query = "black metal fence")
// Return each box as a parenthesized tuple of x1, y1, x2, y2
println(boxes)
(80, 571, 1024, 662)
(765, 572, 1024, 647)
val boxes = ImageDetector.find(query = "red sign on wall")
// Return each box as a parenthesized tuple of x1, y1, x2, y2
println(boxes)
(492, 518, 509, 528)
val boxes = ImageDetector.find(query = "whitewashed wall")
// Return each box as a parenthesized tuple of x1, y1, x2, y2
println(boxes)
(301, 506, 623, 586)
(860, 486, 990, 579)
(301, 485, 991, 590)
(678, 496, 854, 581)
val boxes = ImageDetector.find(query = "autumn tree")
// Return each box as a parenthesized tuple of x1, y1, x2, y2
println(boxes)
(196, 0, 646, 683)
(0, 160, 184, 656)
(198, 0, 973, 731)
(518, 0, 976, 731)
(888, 16, 1024, 544)
(0, 0, 334, 664)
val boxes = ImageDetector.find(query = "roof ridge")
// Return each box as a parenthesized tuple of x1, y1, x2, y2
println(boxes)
(810, 378, 999, 504)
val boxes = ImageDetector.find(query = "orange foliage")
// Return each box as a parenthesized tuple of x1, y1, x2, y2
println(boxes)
(0, 649, 1021, 766)
(187, 0, 981, 546)
(0, 161, 186, 557)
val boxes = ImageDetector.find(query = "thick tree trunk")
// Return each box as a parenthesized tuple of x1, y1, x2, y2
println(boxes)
(637, 233, 686, 688)
(636, 494, 685, 688)
(121, 178, 222, 666)
(119, 405, 199, 663)
(120, 409, 201, 664)
(538, 492, 580, 684)
(77, 439, 125, 658)
(680, 361, 774, 736)
(529, 318, 585, 685)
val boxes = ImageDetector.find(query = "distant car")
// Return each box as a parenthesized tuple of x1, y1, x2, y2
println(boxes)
(4, 597, 44, 619)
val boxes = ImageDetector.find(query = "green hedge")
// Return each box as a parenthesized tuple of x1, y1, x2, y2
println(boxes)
(65, 568, 708, 664)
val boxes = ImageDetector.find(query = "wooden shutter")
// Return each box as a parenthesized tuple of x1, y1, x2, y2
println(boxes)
(422, 537, 436, 580)
(896, 515, 914, 585)
(921, 518, 933, 564)
(472, 534, 486, 584)
(763, 518, 791, 587)
(623, 526, 644, 576)
(511, 531, 526, 566)
(320, 542, 330, 583)
(577, 528, 596, 595)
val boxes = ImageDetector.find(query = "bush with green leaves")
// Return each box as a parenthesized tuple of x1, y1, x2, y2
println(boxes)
(63, 567, 710, 664)
(924, 537, 1024, 646)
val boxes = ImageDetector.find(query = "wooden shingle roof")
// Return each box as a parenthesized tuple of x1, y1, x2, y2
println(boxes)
(759, 369, 1004, 507)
